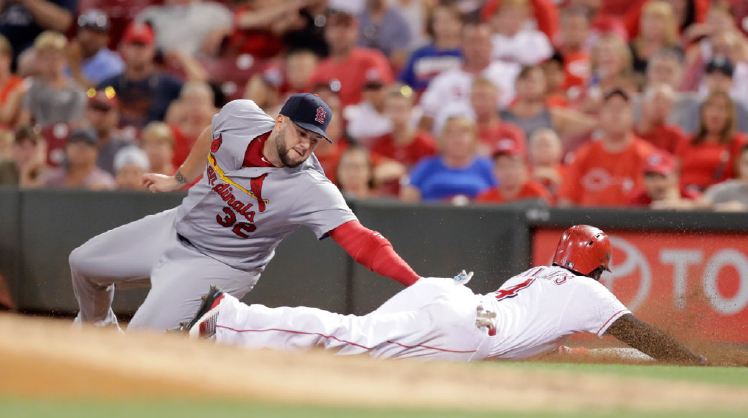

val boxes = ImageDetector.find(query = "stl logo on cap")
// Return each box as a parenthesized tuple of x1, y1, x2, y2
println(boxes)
(315, 106, 326, 124)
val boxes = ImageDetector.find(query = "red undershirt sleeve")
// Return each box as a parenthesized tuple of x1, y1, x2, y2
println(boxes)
(329, 220, 420, 287)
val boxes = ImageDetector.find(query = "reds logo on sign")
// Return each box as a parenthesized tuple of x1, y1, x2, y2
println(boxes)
(315, 106, 326, 124)
(211, 135, 223, 153)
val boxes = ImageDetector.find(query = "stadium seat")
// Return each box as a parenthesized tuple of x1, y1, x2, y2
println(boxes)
(41, 123, 71, 167)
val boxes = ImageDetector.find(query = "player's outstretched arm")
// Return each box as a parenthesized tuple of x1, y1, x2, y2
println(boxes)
(605, 313, 705, 364)
(142, 125, 212, 193)
(329, 221, 420, 287)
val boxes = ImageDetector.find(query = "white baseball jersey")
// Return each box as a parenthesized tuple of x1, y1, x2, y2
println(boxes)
(419, 61, 521, 122)
(175, 100, 358, 272)
(213, 266, 630, 362)
(481, 265, 630, 360)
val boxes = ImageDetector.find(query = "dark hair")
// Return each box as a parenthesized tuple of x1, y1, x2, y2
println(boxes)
(336, 145, 376, 191)
(680, 0, 698, 32)
(692, 91, 736, 145)
(546, 51, 565, 66)
(426, 3, 464, 39)
(516, 64, 542, 81)
(14, 125, 42, 144)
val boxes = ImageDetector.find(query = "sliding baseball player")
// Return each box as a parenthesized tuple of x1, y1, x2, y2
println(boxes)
(186, 225, 706, 364)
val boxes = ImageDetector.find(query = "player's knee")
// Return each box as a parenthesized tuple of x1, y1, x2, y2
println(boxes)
(69, 246, 85, 271)
(69, 244, 96, 275)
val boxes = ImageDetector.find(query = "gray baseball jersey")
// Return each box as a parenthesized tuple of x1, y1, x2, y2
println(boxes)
(175, 100, 358, 273)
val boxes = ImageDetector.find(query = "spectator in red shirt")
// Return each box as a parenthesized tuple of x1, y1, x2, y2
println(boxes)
(558, 89, 657, 207)
(528, 128, 564, 197)
(336, 145, 380, 200)
(627, 151, 700, 209)
(371, 85, 436, 195)
(476, 140, 553, 205)
(554, 5, 591, 93)
(166, 82, 216, 167)
(469, 77, 526, 157)
(0, 35, 24, 128)
(542, 53, 570, 108)
(678, 90, 748, 192)
(307, 10, 393, 110)
(225, 0, 298, 58)
(634, 84, 687, 155)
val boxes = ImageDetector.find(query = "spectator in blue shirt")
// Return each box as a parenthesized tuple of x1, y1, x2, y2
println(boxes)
(67, 9, 125, 89)
(97, 22, 183, 129)
(398, 3, 463, 93)
(401, 115, 496, 203)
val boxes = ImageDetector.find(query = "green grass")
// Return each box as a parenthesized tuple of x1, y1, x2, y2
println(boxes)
(1, 399, 746, 418)
(494, 361, 748, 387)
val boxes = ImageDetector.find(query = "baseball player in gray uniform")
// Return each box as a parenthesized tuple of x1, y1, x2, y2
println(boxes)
(70, 94, 421, 331)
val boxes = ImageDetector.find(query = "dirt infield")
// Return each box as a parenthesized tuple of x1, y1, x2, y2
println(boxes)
(1, 314, 747, 413)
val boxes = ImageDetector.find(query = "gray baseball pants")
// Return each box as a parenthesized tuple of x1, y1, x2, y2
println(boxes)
(70, 208, 259, 331)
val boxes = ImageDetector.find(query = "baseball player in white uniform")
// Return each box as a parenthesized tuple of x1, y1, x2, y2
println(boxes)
(70, 94, 421, 331)
(186, 226, 706, 364)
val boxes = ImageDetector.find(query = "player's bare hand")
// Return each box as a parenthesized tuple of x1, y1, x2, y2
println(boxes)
(142, 173, 182, 193)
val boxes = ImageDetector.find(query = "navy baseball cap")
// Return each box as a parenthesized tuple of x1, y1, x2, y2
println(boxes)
(279, 93, 333, 143)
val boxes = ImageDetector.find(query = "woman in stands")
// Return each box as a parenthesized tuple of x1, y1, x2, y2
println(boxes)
(400, 115, 495, 203)
(678, 91, 747, 193)
(336, 145, 380, 201)
(629, 1, 682, 76)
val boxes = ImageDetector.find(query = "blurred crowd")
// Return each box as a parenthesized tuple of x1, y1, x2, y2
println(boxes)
(1, 0, 748, 212)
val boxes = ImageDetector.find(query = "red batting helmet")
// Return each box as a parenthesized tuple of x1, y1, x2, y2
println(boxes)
(552, 225, 612, 275)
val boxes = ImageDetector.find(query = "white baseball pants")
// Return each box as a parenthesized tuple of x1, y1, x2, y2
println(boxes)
(70, 208, 259, 331)
(215, 277, 493, 361)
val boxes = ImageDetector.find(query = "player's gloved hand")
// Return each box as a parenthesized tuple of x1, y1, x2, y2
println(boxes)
(142, 173, 184, 193)
(454, 270, 474, 284)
